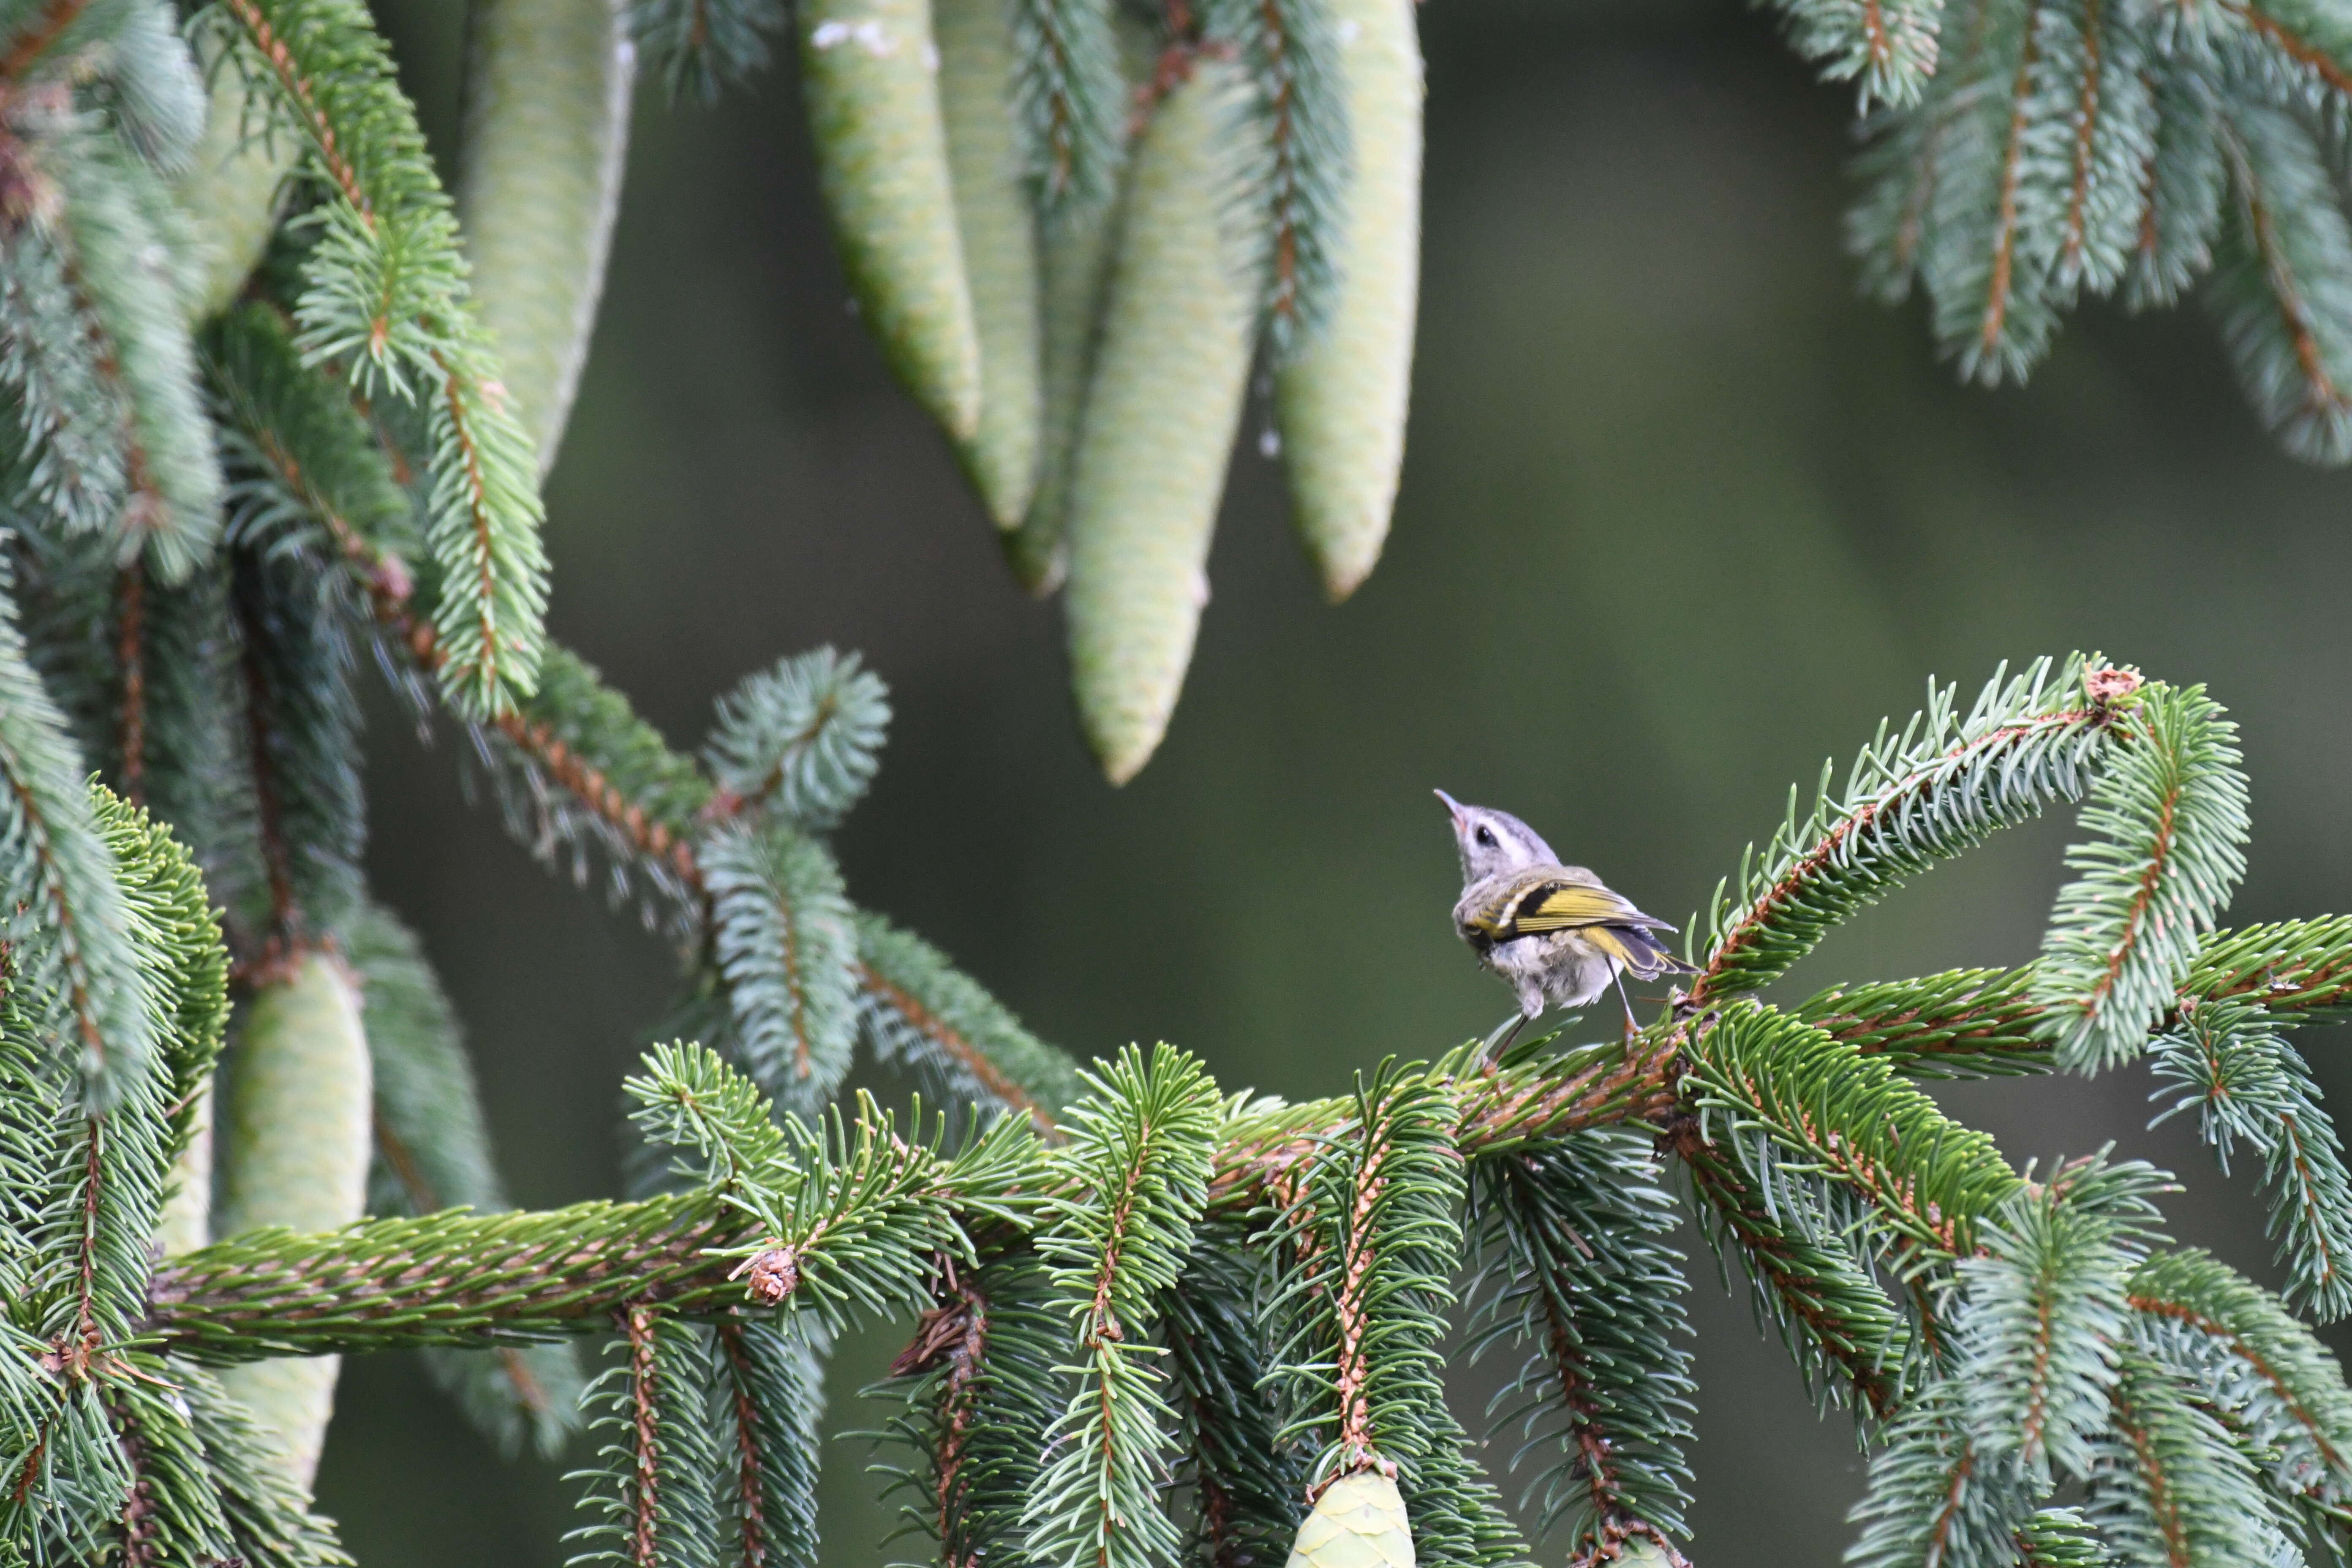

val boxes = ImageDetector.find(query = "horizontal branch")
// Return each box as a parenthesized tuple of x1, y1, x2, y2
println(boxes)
(148, 1039, 1679, 1359)
(1791, 917, 2352, 1075)
(148, 1194, 760, 1359)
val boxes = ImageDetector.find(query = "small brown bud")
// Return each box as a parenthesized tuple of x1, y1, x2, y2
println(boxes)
(374, 551, 414, 606)
(2085, 666, 2143, 704)
(742, 1247, 799, 1305)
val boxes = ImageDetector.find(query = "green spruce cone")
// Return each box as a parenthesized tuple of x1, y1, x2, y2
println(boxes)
(1006, 190, 1120, 593)
(802, 0, 984, 442)
(1286, 1470, 1416, 1568)
(215, 950, 375, 1488)
(180, 54, 298, 322)
(1272, 0, 1421, 602)
(1065, 61, 1263, 783)
(456, 0, 635, 477)
(156, 1081, 215, 1258)
(936, 0, 1043, 526)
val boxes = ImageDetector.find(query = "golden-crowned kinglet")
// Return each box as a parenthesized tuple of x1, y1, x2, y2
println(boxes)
(1437, 790, 1693, 1039)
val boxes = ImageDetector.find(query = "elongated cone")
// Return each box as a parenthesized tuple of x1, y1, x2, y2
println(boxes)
(155, 1081, 212, 1257)
(1065, 62, 1262, 783)
(1287, 1470, 1416, 1568)
(215, 950, 373, 1488)
(1271, 0, 1421, 601)
(802, 0, 984, 441)
(936, 0, 1043, 525)
(1005, 191, 1119, 593)
(456, 0, 635, 476)
(180, 52, 298, 321)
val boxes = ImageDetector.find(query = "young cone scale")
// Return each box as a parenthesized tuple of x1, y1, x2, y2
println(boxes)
(179, 57, 299, 322)
(155, 1082, 215, 1257)
(1065, 60, 1263, 783)
(1286, 1470, 1417, 1568)
(213, 950, 375, 1487)
(1005, 189, 1122, 593)
(1271, 0, 1421, 602)
(456, 0, 636, 476)
(800, 0, 984, 442)
(936, 0, 1045, 525)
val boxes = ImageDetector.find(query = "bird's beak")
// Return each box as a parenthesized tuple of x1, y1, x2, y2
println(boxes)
(1433, 789, 1465, 830)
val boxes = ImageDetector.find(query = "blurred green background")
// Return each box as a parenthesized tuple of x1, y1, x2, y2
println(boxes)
(329, 0, 2352, 1557)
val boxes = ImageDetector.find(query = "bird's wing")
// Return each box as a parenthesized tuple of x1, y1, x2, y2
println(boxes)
(1509, 880, 1679, 936)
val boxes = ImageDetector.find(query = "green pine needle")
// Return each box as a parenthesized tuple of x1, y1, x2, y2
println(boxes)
(705, 646, 891, 834)
(2034, 680, 2250, 1073)
(194, 0, 550, 718)
(1026, 1043, 1224, 1568)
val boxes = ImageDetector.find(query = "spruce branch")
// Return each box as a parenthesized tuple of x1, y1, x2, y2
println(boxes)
(565, 1305, 726, 1568)
(2205, 99, 2352, 463)
(1683, 1001, 2022, 1269)
(2121, 58, 2223, 310)
(92, 789, 226, 1160)
(713, 1318, 824, 1568)
(1952, 1162, 2165, 1492)
(1780, 916, 2352, 1079)
(1162, 1219, 1306, 1568)
(106, 1361, 241, 1568)
(2146, 999, 2352, 1320)
(1465, 1128, 1696, 1554)
(1400, 1396, 1533, 1568)
(706, 1084, 1047, 1335)
(0, 555, 154, 1105)
(1200, 0, 1350, 354)
(2128, 1248, 2352, 1507)
(1007, 0, 1124, 210)
(0, 115, 222, 581)
(1266, 1060, 1461, 1487)
(2087, 1348, 2295, 1568)
(703, 647, 890, 834)
(1696, 655, 2111, 1003)
(626, 0, 785, 102)
(1793, 967, 2048, 1079)
(192, 0, 550, 720)
(206, 302, 419, 572)
(1674, 1107, 1912, 1421)
(702, 818, 860, 1120)
(150, 1190, 762, 1357)
(855, 910, 1085, 1134)
(2017, 0, 2153, 300)
(868, 1244, 1060, 1568)
(223, 540, 364, 953)
(1924, 0, 2061, 386)
(1845, 1377, 2039, 1568)
(2033, 679, 2249, 1073)
(1026, 1044, 1223, 1568)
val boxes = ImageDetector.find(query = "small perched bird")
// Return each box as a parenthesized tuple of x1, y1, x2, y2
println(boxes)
(1438, 790, 1692, 1037)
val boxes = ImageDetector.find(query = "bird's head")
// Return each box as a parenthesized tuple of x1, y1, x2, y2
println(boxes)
(1434, 791, 1557, 885)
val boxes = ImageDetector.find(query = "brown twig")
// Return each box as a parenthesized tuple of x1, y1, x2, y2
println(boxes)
(624, 1304, 662, 1568)
(115, 564, 144, 805)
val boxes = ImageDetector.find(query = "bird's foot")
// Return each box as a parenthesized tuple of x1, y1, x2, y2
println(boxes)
(1481, 1012, 1530, 1062)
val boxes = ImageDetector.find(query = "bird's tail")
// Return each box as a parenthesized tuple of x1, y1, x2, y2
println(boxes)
(1600, 924, 1698, 980)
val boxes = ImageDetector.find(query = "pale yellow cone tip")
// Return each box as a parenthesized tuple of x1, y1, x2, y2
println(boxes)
(1092, 721, 1164, 787)
(1286, 1470, 1416, 1568)
(1318, 544, 1383, 604)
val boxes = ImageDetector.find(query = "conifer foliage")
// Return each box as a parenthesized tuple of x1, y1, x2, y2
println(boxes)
(17, 0, 2352, 795)
(8, 639, 2352, 1568)
(11, 0, 2352, 1547)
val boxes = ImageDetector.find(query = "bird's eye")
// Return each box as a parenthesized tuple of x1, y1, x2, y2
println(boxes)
(1475, 827, 1495, 847)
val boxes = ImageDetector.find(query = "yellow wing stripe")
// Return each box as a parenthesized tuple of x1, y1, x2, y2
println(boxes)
(1512, 882, 1663, 934)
